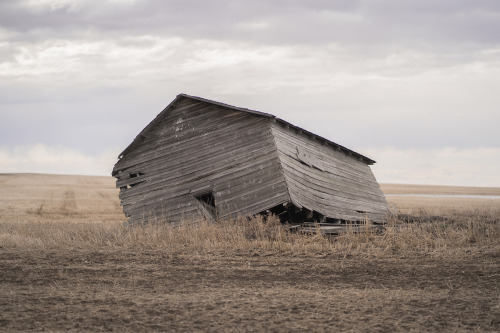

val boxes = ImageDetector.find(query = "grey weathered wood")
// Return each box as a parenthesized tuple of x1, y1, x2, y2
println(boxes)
(113, 94, 389, 225)
(270, 121, 388, 223)
(113, 96, 291, 224)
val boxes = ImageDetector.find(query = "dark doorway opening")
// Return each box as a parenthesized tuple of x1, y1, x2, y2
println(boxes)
(195, 191, 217, 220)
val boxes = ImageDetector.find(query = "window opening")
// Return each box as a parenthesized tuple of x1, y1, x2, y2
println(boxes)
(128, 172, 146, 188)
(129, 172, 145, 178)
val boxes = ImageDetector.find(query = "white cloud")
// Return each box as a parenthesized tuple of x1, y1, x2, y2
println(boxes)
(0, 144, 119, 176)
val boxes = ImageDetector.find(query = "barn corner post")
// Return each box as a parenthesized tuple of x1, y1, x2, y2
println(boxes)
(112, 93, 390, 227)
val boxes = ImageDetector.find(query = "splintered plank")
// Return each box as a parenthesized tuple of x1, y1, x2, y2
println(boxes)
(290, 223, 386, 235)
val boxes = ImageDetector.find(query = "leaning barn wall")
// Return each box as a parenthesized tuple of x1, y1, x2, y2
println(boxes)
(113, 99, 289, 225)
(270, 121, 389, 223)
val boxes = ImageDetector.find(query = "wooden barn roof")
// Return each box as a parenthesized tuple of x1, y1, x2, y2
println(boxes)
(119, 93, 376, 165)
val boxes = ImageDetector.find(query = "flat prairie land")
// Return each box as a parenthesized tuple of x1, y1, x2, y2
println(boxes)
(0, 173, 123, 224)
(381, 183, 500, 214)
(0, 173, 499, 332)
(381, 183, 500, 196)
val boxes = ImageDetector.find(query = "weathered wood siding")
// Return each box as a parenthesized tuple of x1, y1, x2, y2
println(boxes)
(270, 121, 389, 222)
(113, 98, 289, 225)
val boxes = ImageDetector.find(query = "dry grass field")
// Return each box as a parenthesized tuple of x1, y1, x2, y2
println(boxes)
(381, 183, 500, 214)
(0, 173, 499, 332)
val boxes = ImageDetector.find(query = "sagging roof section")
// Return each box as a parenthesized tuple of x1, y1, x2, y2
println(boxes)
(117, 93, 376, 165)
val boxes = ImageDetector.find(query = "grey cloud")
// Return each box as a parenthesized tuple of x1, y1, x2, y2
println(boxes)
(364, 1, 500, 46)
(2, 0, 500, 49)
(1, 0, 500, 168)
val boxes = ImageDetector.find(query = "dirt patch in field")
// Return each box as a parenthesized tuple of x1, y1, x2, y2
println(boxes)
(1, 248, 498, 332)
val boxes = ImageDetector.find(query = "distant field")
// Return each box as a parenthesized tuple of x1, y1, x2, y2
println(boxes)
(0, 173, 499, 332)
(0, 173, 124, 224)
(381, 183, 500, 196)
(2, 173, 499, 223)
(380, 183, 500, 214)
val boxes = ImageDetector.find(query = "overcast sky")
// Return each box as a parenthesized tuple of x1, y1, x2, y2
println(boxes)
(1, 0, 500, 186)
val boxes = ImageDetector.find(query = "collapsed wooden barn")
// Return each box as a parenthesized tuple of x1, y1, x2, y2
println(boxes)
(112, 94, 390, 225)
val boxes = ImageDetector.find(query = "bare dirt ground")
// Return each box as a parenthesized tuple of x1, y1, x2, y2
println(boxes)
(1, 248, 499, 332)
(0, 174, 499, 332)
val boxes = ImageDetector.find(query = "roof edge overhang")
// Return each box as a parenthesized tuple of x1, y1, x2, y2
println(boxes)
(271, 118, 375, 165)
(116, 93, 376, 165)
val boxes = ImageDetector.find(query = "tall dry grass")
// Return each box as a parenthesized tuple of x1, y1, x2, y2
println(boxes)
(1, 207, 499, 257)
(2, 174, 498, 257)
